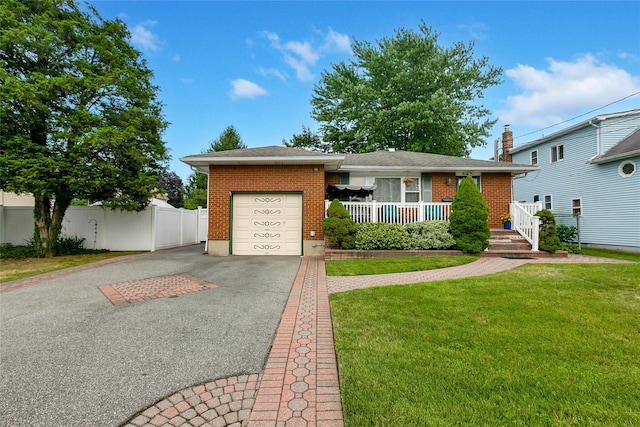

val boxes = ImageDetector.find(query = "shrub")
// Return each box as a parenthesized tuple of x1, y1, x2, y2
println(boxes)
(355, 223, 412, 250)
(322, 199, 358, 249)
(405, 221, 456, 250)
(535, 209, 562, 253)
(0, 243, 38, 260)
(54, 235, 88, 256)
(556, 225, 577, 244)
(449, 175, 490, 253)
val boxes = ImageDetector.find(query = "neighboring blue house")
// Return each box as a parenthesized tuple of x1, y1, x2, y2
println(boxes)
(508, 109, 640, 252)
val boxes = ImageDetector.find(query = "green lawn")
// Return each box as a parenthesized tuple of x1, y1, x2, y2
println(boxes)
(325, 256, 478, 276)
(330, 263, 640, 426)
(581, 247, 640, 262)
(0, 252, 143, 283)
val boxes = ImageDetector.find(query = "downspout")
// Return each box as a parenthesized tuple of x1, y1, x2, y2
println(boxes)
(190, 165, 209, 253)
(589, 119, 601, 156)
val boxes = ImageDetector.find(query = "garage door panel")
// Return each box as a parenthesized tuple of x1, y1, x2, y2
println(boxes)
(232, 194, 302, 255)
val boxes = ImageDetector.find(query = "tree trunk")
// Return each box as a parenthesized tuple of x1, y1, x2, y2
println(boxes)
(33, 194, 72, 257)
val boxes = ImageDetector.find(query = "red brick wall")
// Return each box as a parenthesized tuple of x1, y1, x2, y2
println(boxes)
(432, 172, 512, 228)
(480, 173, 513, 228)
(208, 164, 326, 241)
(432, 173, 457, 202)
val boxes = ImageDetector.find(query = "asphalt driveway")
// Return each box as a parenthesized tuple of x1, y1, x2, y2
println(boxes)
(0, 245, 301, 427)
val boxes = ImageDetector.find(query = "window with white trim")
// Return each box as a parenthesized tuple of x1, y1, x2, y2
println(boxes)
(572, 198, 582, 216)
(550, 144, 564, 162)
(544, 195, 552, 210)
(531, 150, 538, 165)
(373, 177, 420, 203)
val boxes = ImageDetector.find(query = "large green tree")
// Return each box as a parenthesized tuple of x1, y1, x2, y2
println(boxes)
(205, 125, 247, 152)
(282, 125, 330, 152)
(311, 22, 502, 155)
(0, 0, 168, 257)
(183, 126, 246, 209)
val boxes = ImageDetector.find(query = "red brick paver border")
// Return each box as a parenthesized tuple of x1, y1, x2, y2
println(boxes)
(248, 257, 343, 427)
(98, 273, 217, 305)
(122, 374, 262, 427)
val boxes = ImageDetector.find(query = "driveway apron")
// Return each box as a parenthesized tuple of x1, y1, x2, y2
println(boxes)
(0, 246, 301, 427)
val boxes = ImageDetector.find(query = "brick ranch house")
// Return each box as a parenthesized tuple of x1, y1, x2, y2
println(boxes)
(181, 143, 538, 256)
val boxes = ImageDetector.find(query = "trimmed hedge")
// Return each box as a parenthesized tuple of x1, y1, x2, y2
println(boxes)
(405, 221, 456, 250)
(322, 199, 358, 249)
(353, 221, 456, 251)
(355, 223, 412, 250)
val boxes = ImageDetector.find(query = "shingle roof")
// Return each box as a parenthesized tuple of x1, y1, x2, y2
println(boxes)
(592, 128, 640, 164)
(341, 150, 535, 172)
(180, 146, 537, 174)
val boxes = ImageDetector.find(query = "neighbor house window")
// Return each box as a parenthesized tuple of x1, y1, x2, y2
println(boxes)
(531, 150, 538, 165)
(550, 144, 564, 162)
(572, 198, 582, 216)
(533, 195, 540, 203)
(544, 195, 552, 210)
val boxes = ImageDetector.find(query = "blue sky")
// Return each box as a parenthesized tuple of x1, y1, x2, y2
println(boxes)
(87, 1, 640, 182)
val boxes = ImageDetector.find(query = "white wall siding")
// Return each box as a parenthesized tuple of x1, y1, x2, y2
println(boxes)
(513, 115, 640, 250)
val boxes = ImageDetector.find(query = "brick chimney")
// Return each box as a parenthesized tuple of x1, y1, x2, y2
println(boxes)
(501, 125, 513, 163)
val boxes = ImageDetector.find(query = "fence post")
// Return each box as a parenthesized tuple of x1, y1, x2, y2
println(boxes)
(150, 205, 156, 252)
(371, 201, 378, 222)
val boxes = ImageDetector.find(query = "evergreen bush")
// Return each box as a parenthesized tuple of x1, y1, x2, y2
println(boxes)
(534, 209, 562, 253)
(322, 199, 358, 249)
(405, 221, 456, 250)
(449, 175, 490, 253)
(354, 223, 412, 250)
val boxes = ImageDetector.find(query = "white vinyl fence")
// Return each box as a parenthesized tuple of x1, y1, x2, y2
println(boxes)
(0, 205, 208, 252)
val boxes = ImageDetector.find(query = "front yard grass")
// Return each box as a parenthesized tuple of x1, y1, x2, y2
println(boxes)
(0, 252, 143, 283)
(325, 256, 478, 276)
(330, 263, 640, 426)
(581, 247, 640, 262)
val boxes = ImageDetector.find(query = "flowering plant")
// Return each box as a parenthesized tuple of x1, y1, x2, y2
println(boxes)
(402, 177, 415, 185)
(500, 212, 512, 224)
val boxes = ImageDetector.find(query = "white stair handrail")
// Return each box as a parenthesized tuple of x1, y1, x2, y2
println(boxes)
(510, 202, 541, 251)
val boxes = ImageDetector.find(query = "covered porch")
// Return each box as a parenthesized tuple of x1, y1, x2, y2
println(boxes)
(326, 200, 543, 251)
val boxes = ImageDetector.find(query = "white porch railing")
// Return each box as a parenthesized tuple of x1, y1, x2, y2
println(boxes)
(325, 200, 452, 225)
(510, 201, 542, 251)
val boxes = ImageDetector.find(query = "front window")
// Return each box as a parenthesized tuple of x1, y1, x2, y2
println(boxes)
(373, 177, 420, 202)
(403, 177, 419, 202)
(374, 178, 401, 202)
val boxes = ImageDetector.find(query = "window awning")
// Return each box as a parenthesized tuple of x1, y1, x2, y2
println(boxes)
(326, 184, 376, 198)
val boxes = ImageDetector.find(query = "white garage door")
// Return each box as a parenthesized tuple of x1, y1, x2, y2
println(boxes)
(232, 194, 302, 255)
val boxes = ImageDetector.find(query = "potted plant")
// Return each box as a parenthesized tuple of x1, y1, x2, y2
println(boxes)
(500, 212, 512, 230)
(402, 177, 415, 185)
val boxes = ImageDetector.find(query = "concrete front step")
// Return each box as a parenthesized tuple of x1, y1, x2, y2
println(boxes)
(489, 229, 532, 252)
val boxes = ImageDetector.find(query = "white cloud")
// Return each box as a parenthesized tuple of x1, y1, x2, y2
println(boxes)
(257, 67, 287, 81)
(229, 79, 267, 100)
(456, 20, 489, 40)
(259, 28, 350, 82)
(130, 20, 161, 52)
(322, 28, 352, 54)
(499, 55, 640, 127)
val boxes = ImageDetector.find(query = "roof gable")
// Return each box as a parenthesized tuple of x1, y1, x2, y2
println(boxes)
(592, 128, 640, 164)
